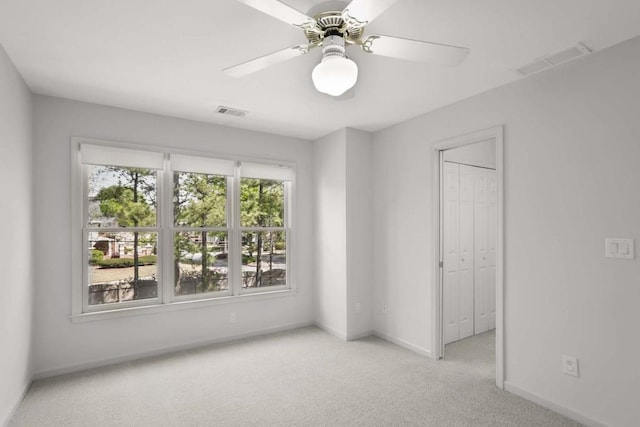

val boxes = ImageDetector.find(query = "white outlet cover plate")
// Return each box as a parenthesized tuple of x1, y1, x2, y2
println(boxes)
(562, 355, 579, 377)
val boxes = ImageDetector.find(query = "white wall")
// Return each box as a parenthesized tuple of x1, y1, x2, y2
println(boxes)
(373, 36, 640, 426)
(345, 128, 374, 339)
(313, 129, 348, 338)
(0, 43, 34, 425)
(313, 128, 375, 340)
(443, 139, 496, 169)
(32, 95, 314, 377)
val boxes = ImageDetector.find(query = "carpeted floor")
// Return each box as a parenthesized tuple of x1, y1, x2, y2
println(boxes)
(9, 326, 580, 426)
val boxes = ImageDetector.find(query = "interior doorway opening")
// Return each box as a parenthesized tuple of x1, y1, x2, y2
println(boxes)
(431, 126, 504, 389)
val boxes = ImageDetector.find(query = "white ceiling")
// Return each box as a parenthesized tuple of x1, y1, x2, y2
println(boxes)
(1, 0, 640, 140)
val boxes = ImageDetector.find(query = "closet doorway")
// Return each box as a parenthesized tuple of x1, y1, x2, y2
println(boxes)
(442, 151, 496, 344)
(431, 126, 504, 388)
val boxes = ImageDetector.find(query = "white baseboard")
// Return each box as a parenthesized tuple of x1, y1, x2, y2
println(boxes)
(313, 321, 347, 340)
(504, 381, 607, 427)
(373, 331, 432, 357)
(346, 330, 374, 341)
(2, 378, 32, 427)
(33, 321, 314, 380)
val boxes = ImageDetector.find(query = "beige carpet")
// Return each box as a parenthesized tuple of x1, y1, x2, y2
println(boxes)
(10, 326, 580, 426)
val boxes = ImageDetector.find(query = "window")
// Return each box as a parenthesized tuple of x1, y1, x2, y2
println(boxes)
(73, 141, 294, 316)
(240, 163, 290, 290)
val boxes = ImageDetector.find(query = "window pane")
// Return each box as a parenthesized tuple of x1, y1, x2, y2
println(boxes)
(241, 231, 286, 288)
(88, 231, 158, 305)
(240, 178, 284, 227)
(174, 172, 227, 227)
(174, 231, 229, 295)
(88, 165, 157, 228)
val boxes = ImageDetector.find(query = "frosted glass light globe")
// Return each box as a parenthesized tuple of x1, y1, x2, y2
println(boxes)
(312, 55, 358, 96)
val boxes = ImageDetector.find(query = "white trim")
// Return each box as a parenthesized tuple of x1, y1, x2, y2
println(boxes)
(34, 321, 314, 380)
(239, 284, 288, 295)
(431, 125, 505, 388)
(313, 321, 347, 341)
(2, 378, 32, 427)
(374, 331, 433, 358)
(495, 129, 505, 389)
(71, 288, 297, 323)
(162, 154, 175, 304)
(431, 149, 444, 360)
(286, 179, 296, 292)
(346, 330, 374, 341)
(70, 140, 83, 316)
(504, 382, 608, 427)
(231, 161, 242, 294)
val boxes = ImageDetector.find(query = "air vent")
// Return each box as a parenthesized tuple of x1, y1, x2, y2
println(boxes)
(515, 43, 592, 77)
(216, 106, 247, 117)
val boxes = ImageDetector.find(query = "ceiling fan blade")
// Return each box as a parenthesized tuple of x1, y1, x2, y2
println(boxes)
(361, 35, 469, 66)
(236, 0, 316, 29)
(342, 0, 400, 26)
(223, 44, 315, 78)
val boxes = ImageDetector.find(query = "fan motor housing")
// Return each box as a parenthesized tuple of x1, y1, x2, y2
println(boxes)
(303, 11, 364, 47)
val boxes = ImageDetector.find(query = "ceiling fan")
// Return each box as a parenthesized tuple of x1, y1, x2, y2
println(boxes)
(224, 0, 469, 96)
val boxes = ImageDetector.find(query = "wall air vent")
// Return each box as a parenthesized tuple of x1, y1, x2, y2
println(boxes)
(515, 43, 592, 77)
(216, 105, 247, 117)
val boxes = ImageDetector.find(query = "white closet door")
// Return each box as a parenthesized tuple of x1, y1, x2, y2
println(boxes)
(443, 162, 460, 344)
(443, 162, 497, 345)
(458, 165, 475, 340)
(474, 167, 498, 334)
(474, 168, 490, 334)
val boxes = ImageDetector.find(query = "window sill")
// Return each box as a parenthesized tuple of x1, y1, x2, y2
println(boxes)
(70, 288, 296, 323)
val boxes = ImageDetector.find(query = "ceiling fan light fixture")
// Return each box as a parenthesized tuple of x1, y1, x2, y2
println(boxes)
(311, 34, 358, 96)
(312, 55, 358, 96)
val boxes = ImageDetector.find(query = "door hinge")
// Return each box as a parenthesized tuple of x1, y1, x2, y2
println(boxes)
(439, 261, 444, 268)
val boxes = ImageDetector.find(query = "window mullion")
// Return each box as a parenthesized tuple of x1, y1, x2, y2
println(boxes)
(162, 154, 174, 304)
(80, 165, 89, 313)
(231, 164, 242, 295)
(285, 181, 293, 291)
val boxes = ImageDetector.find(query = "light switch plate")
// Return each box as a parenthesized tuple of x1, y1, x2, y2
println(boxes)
(605, 238, 634, 259)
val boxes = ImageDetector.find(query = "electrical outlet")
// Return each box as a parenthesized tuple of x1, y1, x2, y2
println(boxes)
(355, 302, 361, 314)
(382, 304, 388, 314)
(562, 355, 579, 377)
(229, 311, 237, 323)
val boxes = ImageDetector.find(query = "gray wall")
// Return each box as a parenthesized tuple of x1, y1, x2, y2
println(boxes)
(0, 43, 33, 425)
(31, 95, 314, 377)
(373, 36, 640, 426)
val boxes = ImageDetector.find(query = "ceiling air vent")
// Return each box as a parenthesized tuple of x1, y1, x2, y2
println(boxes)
(515, 43, 592, 77)
(216, 105, 247, 117)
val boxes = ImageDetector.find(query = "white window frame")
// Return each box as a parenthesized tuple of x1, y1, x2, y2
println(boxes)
(237, 162, 292, 295)
(168, 153, 236, 303)
(71, 137, 296, 322)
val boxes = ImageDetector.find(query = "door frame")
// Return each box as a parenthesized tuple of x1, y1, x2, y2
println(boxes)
(431, 125, 504, 389)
